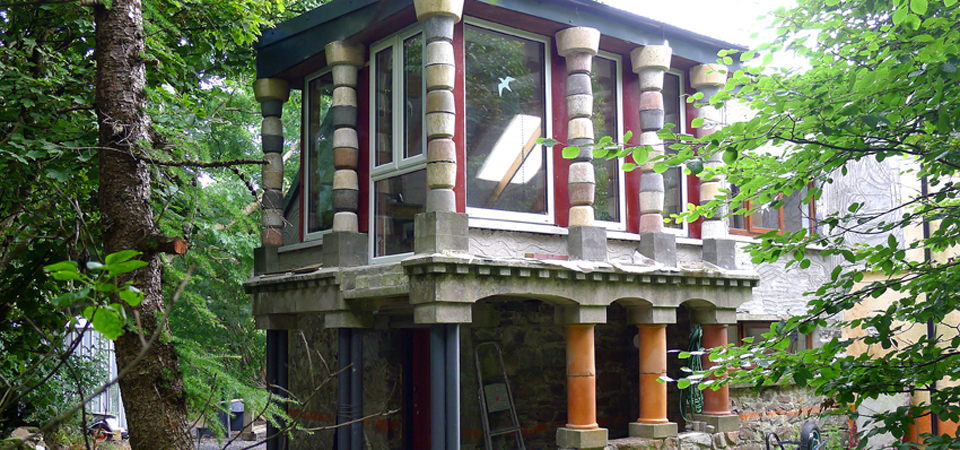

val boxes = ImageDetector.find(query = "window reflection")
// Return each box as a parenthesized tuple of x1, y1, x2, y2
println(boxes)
(307, 72, 335, 234)
(592, 56, 620, 223)
(663, 72, 683, 228)
(464, 25, 547, 215)
(376, 48, 394, 166)
(374, 170, 427, 256)
(404, 35, 424, 158)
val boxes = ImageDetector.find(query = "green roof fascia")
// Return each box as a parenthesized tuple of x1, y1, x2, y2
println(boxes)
(257, 0, 748, 80)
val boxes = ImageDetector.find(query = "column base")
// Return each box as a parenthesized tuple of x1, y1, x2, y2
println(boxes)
(629, 422, 678, 439)
(414, 210, 469, 254)
(702, 238, 737, 270)
(322, 232, 368, 268)
(557, 427, 608, 450)
(569, 225, 607, 261)
(637, 232, 677, 267)
(693, 414, 740, 433)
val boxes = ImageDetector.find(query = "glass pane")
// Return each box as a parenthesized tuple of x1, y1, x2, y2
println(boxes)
(374, 170, 427, 257)
(592, 56, 619, 222)
(663, 73, 682, 132)
(307, 72, 336, 234)
(464, 25, 547, 215)
(729, 184, 746, 230)
(662, 73, 683, 228)
(663, 167, 683, 226)
(404, 34, 424, 158)
(783, 187, 808, 232)
(752, 206, 780, 230)
(376, 47, 394, 166)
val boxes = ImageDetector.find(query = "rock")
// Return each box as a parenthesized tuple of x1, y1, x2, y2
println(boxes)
(726, 431, 740, 446)
(739, 427, 756, 441)
(713, 433, 727, 448)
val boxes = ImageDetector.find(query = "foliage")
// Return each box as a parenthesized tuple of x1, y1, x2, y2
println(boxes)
(654, 0, 960, 448)
(0, 0, 315, 438)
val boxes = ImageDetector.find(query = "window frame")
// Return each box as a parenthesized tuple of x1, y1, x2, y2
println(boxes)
(462, 17, 555, 226)
(367, 25, 428, 263)
(302, 67, 335, 243)
(591, 50, 628, 232)
(660, 68, 689, 237)
(728, 189, 816, 236)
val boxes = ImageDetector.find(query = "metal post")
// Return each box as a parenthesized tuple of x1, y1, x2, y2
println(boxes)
(350, 329, 363, 450)
(338, 329, 352, 450)
(266, 330, 280, 450)
(445, 325, 460, 450)
(430, 325, 446, 450)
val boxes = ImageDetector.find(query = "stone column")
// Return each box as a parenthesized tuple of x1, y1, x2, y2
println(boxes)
(557, 306, 608, 450)
(413, 0, 469, 256)
(630, 45, 678, 267)
(693, 321, 740, 433)
(556, 27, 607, 261)
(691, 64, 737, 269)
(253, 78, 290, 249)
(323, 41, 369, 268)
(628, 306, 678, 438)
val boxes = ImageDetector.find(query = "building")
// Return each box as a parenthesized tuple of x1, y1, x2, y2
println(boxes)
(243, 1, 846, 449)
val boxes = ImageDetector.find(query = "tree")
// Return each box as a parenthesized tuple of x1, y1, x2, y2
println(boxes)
(657, 0, 960, 448)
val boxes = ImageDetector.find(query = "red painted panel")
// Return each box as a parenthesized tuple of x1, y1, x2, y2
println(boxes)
(552, 38, 570, 227)
(685, 78, 702, 239)
(299, 111, 306, 243)
(453, 21, 467, 213)
(622, 56, 642, 234)
(358, 64, 371, 233)
(412, 329, 431, 450)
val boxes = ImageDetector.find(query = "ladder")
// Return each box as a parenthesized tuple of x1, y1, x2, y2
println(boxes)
(474, 342, 525, 450)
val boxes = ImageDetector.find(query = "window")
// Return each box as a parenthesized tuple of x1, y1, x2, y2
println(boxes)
(738, 321, 812, 354)
(464, 21, 553, 224)
(729, 186, 813, 235)
(370, 28, 427, 259)
(591, 53, 626, 229)
(662, 71, 687, 234)
(303, 69, 335, 239)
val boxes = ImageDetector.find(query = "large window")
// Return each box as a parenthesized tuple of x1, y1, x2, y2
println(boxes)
(303, 70, 335, 239)
(464, 21, 552, 223)
(591, 53, 626, 229)
(370, 28, 426, 259)
(662, 71, 687, 234)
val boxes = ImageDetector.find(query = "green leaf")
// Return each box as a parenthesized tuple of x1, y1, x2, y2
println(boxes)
(107, 260, 149, 277)
(87, 261, 104, 271)
(677, 378, 691, 389)
(562, 146, 580, 159)
(910, 0, 927, 15)
(722, 149, 739, 165)
(119, 286, 144, 307)
(51, 271, 83, 281)
(105, 250, 141, 265)
(653, 162, 669, 174)
(622, 162, 637, 172)
(622, 130, 633, 143)
(892, 7, 909, 24)
(903, 14, 921, 30)
(740, 50, 756, 61)
(89, 308, 123, 340)
(692, 117, 705, 128)
(687, 159, 704, 175)
(44, 261, 78, 272)
(537, 138, 559, 147)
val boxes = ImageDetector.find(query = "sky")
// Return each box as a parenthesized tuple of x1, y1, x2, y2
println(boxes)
(599, 0, 796, 47)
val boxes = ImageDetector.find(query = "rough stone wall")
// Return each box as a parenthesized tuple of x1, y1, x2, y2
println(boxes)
(286, 316, 403, 450)
(462, 300, 640, 450)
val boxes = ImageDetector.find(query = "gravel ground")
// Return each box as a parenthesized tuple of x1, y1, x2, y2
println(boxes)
(194, 426, 266, 450)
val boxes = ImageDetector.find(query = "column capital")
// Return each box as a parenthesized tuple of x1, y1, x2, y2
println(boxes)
(253, 78, 290, 103)
(556, 27, 601, 57)
(690, 63, 729, 89)
(324, 41, 366, 68)
(555, 305, 607, 325)
(692, 308, 738, 325)
(630, 45, 673, 73)
(414, 0, 464, 22)
(627, 305, 676, 325)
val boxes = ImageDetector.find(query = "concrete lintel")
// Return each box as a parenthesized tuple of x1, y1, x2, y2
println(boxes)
(321, 232, 368, 268)
(693, 414, 740, 433)
(557, 427, 609, 450)
(629, 422, 678, 439)
(414, 210, 469, 254)
(626, 305, 677, 325)
(691, 308, 738, 325)
(414, 302, 472, 324)
(555, 305, 607, 325)
(254, 314, 298, 330)
(323, 310, 373, 329)
(568, 225, 607, 261)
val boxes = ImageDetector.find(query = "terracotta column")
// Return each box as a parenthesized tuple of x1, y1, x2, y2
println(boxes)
(638, 324, 668, 424)
(629, 306, 677, 439)
(566, 324, 598, 429)
(700, 324, 731, 416)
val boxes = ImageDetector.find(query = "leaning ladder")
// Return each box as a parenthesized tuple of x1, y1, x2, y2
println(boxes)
(474, 342, 525, 450)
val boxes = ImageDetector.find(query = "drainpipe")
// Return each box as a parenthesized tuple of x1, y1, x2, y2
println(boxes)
(445, 325, 460, 450)
(350, 330, 363, 450)
(430, 325, 446, 450)
(338, 329, 352, 450)
(266, 330, 288, 450)
(921, 174, 938, 437)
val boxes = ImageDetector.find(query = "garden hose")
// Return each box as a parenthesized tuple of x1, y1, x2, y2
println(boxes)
(680, 324, 704, 422)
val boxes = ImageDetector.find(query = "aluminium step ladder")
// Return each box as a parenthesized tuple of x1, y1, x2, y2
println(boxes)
(474, 342, 525, 450)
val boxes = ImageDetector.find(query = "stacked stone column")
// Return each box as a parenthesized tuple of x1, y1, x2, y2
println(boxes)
(630, 45, 678, 267)
(413, 0, 470, 259)
(691, 63, 737, 269)
(555, 27, 607, 262)
(326, 41, 366, 233)
(253, 78, 291, 248)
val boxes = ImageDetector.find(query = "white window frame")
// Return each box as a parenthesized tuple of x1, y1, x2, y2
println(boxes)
(369, 24, 427, 263)
(661, 68, 689, 237)
(302, 67, 334, 242)
(593, 50, 627, 232)
(462, 17, 555, 226)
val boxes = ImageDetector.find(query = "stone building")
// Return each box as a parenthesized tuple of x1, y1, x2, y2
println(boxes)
(244, 1, 845, 449)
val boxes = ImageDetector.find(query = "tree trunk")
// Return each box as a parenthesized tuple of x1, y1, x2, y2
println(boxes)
(95, 1, 192, 449)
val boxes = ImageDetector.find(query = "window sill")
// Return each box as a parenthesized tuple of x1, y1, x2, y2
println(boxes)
(468, 217, 569, 236)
